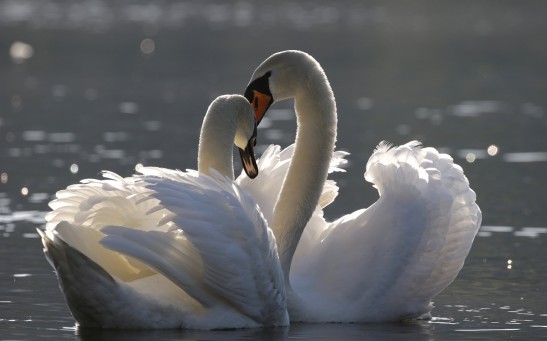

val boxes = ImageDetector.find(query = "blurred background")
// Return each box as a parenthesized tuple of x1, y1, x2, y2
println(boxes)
(1, 1, 546, 339)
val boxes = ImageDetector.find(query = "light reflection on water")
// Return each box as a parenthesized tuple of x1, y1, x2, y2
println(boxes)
(503, 152, 547, 163)
(1, 0, 547, 339)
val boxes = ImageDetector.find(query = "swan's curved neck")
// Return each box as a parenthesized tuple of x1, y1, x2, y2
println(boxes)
(273, 69, 337, 279)
(197, 112, 238, 179)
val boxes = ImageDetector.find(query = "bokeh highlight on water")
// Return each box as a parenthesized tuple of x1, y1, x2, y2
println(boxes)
(1, 1, 547, 339)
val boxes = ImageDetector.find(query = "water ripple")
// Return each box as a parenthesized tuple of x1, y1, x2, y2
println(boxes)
(502, 152, 547, 163)
(0, 211, 46, 224)
(478, 225, 547, 238)
(0, 1, 384, 31)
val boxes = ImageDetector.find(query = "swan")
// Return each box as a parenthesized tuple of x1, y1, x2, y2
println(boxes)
(39, 95, 289, 329)
(242, 50, 482, 322)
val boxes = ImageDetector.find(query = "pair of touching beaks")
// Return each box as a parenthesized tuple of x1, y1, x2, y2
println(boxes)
(239, 71, 274, 179)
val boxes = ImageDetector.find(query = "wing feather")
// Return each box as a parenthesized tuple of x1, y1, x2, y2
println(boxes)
(293, 141, 481, 322)
(237, 144, 348, 224)
(102, 171, 287, 325)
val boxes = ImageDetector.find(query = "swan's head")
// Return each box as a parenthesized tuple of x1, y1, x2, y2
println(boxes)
(205, 95, 259, 179)
(244, 50, 323, 124)
(231, 96, 259, 179)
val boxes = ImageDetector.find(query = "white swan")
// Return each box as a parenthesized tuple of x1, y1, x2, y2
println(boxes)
(242, 50, 482, 322)
(39, 95, 288, 329)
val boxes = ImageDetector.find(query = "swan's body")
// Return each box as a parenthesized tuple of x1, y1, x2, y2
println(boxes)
(243, 50, 482, 322)
(39, 95, 288, 329)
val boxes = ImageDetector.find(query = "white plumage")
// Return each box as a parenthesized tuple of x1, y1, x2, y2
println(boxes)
(289, 141, 481, 321)
(242, 50, 481, 322)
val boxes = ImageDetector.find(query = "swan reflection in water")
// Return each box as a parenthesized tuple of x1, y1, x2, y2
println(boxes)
(76, 321, 433, 341)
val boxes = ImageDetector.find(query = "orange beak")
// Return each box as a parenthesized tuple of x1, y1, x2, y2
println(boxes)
(250, 90, 272, 125)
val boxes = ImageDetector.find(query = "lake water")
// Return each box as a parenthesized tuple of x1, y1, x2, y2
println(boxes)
(1, 1, 547, 339)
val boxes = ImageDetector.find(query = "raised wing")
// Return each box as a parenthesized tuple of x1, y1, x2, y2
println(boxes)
(292, 141, 481, 322)
(101, 170, 288, 326)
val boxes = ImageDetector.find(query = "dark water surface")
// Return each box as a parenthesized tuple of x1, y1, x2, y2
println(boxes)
(1, 1, 547, 339)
